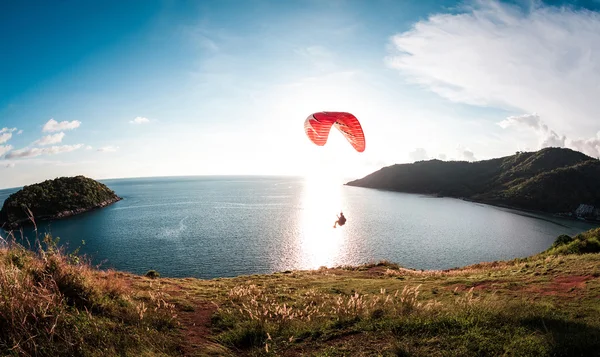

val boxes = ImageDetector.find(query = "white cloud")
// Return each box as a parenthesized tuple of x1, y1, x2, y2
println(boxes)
(130, 116, 150, 124)
(33, 132, 65, 146)
(0, 128, 16, 144)
(409, 147, 429, 161)
(97, 145, 119, 152)
(5, 144, 83, 159)
(438, 153, 447, 160)
(462, 149, 476, 161)
(570, 133, 600, 158)
(496, 113, 598, 155)
(457, 145, 477, 161)
(17, 130, 23, 135)
(0, 145, 13, 157)
(0, 133, 11, 144)
(386, 0, 600, 138)
(85, 145, 93, 150)
(43, 118, 81, 132)
(498, 114, 545, 131)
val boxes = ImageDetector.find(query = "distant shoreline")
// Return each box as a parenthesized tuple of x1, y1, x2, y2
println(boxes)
(344, 183, 600, 226)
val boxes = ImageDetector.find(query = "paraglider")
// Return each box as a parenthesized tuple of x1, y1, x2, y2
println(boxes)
(304, 112, 365, 153)
(333, 211, 346, 228)
(304, 112, 366, 229)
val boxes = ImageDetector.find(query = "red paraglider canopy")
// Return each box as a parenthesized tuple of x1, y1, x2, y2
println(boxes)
(304, 112, 365, 153)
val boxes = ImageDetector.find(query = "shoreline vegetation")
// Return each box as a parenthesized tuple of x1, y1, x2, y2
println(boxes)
(346, 147, 600, 222)
(0, 175, 122, 230)
(1, 225, 599, 356)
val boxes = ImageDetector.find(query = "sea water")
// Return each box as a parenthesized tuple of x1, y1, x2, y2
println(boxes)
(1, 176, 597, 278)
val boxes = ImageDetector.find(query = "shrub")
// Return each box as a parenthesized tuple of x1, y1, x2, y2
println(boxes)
(545, 228, 600, 255)
(146, 269, 160, 279)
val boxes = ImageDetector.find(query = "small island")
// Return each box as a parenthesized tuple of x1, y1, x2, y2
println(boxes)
(0, 175, 122, 229)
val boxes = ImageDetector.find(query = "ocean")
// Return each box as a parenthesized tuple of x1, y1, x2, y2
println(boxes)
(1, 175, 597, 279)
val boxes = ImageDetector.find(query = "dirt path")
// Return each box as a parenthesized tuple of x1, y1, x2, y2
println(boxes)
(177, 300, 220, 356)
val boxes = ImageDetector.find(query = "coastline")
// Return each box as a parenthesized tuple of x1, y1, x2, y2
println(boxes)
(1, 196, 122, 230)
(344, 183, 600, 225)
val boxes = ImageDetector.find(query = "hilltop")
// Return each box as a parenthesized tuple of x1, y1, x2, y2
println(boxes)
(347, 147, 600, 216)
(0, 175, 121, 229)
(0, 228, 598, 356)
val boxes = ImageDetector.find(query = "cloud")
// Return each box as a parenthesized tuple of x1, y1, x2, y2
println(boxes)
(498, 114, 545, 131)
(0, 145, 13, 157)
(438, 153, 447, 160)
(570, 133, 600, 158)
(457, 145, 477, 161)
(5, 144, 83, 159)
(0, 128, 16, 144)
(5, 163, 15, 168)
(43, 118, 81, 132)
(386, 0, 600, 138)
(97, 145, 119, 152)
(499, 112, 600, 157)
(409, 147, 429, 161)
(17, 130, 23, 135)
(462, 149, 476, 161)
(85, 145, 93, 150)
(130, 116, 150, 124)
(33, 132, 65, 146)
(0, 133, 11, 144)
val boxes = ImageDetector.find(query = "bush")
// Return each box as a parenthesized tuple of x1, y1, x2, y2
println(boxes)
(545, 228, 600, 255)
(553, 234, 573, 247)
(146, 270, 160, 279)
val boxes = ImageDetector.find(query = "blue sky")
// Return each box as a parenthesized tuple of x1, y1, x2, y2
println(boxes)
(2, 0, 600, 189)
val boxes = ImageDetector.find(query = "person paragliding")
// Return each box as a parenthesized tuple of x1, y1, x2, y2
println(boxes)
(333, 211, 346, 228)
(304, 111, 365, 228)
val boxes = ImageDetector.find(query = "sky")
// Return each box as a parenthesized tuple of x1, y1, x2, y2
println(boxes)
(2, 0, 600, 189)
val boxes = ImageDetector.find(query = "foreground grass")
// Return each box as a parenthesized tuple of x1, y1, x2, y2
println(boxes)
(2, 228, 600, 356)
(0, 233, 182, 356)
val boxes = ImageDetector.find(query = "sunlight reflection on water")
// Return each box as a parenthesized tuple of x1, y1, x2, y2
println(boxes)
(297, 173, 346, 270)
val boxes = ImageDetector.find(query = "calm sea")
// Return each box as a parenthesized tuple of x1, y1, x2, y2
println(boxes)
(1, 176, 597, 279)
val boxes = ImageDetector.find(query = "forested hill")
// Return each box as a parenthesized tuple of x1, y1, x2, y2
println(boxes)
(0, 175, 121, 229)
(346, 147, 600, 214)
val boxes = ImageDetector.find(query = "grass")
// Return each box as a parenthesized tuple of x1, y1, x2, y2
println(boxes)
(542, 228, 600, 255)
(0, 231, 182, 357)
(1, 226, 600, 356)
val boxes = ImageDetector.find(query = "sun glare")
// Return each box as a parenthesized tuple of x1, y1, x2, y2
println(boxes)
(297, 170, 346, 270)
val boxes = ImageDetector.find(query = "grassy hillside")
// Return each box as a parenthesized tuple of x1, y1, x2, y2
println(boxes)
(1, 228, 599, 356)
(346, 147, 600, 215)
(0, 176, 121, 229)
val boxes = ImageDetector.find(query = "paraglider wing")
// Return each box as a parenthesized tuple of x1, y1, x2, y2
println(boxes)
(304, 112, 365, 152)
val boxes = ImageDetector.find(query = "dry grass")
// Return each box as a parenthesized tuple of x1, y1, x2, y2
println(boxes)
(0, 230, 182, 356)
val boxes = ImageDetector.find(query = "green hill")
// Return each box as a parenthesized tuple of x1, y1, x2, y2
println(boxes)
(0, 175, 121, 229)
(347, 147, 600, 215)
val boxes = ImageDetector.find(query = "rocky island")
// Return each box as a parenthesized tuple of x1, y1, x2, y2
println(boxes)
(0, 175, 121, 229)
(347, 147, 600, 220)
